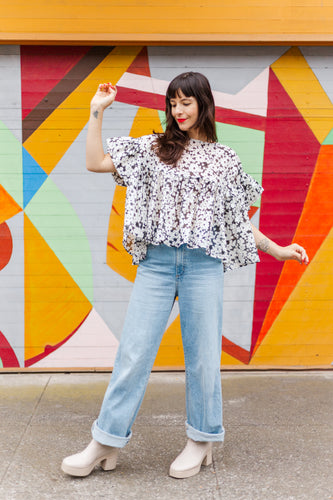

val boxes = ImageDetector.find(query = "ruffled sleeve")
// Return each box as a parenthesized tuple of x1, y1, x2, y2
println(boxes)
(107, 136, 147, 187)
(234, 155, 263, 209)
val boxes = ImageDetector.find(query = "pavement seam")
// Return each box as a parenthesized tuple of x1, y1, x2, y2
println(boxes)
(212, 452, 223, 499)
(0, 375, 52, 485)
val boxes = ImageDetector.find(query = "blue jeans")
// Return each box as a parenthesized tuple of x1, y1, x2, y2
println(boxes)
(92, 244, 225, 447)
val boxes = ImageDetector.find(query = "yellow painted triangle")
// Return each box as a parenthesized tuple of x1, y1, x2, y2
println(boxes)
(271, 47, 333, 143)
(24, 214, 92, 363)
(154, 315, 185, 368)
(130, 107, 164, 138)
(23, 46, 143, 175)
(251, 225, 333, 367)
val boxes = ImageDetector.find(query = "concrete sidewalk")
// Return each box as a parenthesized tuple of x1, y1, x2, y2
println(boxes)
(0, 371, 332, 500)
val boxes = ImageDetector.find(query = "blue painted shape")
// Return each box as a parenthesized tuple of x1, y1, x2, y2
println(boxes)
(22, 147, 48, 208)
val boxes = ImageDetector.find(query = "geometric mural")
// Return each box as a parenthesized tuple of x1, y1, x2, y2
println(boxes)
(0, 45, 332, 369)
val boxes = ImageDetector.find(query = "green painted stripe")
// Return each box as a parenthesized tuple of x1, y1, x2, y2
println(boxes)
(323, 128, 333, 145)
(0, 120, 23, 208)
(24, 176, 93, 303)
(216, 122, 265, 207)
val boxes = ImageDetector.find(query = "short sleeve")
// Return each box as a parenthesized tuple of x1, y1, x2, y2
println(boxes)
(107, 136, 146, 187)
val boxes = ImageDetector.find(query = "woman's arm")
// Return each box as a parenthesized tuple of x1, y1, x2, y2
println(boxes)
(86, 83, 117, 173)
(251, 223, 309, 265)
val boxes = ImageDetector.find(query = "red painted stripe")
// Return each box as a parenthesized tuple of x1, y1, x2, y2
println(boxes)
(0, 331, 20, 368)
(107, 242, 120, 252)
(21, 46, 90, 120)
(222, 336, 250, 364)
(116, 86, 266, 130)
(250, 68, 320, 358)
(127, 47, 151, 77)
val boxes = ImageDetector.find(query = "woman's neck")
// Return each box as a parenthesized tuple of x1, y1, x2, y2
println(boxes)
(187, 128, 207, 142)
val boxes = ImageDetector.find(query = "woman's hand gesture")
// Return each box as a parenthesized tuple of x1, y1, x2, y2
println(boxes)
(276, 243, 309, 265)
(90, 83, 117, 112)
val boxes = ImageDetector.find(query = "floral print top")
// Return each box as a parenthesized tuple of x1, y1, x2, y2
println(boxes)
(107, 134, 263, 272)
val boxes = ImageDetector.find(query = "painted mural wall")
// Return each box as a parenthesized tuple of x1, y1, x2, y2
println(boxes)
(1, 45, 332, 370)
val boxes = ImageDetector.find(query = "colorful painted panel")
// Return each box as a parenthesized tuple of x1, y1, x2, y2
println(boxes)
(0, 45, 332, 369)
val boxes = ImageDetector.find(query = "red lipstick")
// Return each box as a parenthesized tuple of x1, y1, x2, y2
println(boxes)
(177, 119, 186, 123)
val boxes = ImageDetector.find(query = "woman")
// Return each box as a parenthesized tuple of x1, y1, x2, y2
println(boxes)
(62, 72, 308, 479)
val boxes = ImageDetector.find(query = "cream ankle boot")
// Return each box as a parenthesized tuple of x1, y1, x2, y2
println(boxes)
(169, 438, 213, 479)
(61, 439, 119, 477)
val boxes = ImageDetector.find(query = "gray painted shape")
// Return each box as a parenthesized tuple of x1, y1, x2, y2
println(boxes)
(49, 101, 139, 340)
(0, 212, 25, 366)
(148, 46, 289, 94)
(0, 46, 21, 142)
(300, 47, 333, 104)
(222, 210, 260, 352)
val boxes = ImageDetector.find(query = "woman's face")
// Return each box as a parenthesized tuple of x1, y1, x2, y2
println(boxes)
(169, 89, 200, 139)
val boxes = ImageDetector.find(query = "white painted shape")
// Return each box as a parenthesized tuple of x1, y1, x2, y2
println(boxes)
(213, 67, 269, 116)
(222, 210, 260, 352)
(32, 308, 119, 368)
(0, 46, 22, 141)
(117, 68, 269, 117)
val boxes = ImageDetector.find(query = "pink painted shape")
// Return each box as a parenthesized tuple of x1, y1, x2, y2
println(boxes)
(32, 309, 119, 368)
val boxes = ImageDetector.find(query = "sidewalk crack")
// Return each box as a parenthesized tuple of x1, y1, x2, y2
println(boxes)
(0, 375, 51, 485)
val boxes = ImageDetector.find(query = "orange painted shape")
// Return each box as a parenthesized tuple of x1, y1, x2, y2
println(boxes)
(106, 185, 137, 283)
(130, 107, 164, 138)
(252, 145, 333, 361)
(153, 315, 185, 368)
(24, 214, 92, 363)
(0, 222, 13, 271)
(250, 224, 333, 366)
(0, 185, 22, 224)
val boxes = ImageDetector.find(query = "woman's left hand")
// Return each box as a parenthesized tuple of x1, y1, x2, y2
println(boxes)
(276, 243, 309, 265)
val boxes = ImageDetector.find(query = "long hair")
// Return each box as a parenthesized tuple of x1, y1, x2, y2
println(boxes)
(153, 72, 217, 166)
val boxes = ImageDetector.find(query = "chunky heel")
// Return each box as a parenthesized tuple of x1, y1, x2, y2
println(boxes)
(169, 439, 213, 479)
(101, 455, 117, 471)
(61, 439, 119, 477)
(202, 448, 212, 466)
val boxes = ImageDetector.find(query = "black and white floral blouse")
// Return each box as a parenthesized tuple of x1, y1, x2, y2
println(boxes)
(107, 134, 263, 272)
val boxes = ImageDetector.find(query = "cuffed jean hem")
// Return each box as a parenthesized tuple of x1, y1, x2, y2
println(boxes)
(91, 420, 131, 448)
(185, 421, 225, 442)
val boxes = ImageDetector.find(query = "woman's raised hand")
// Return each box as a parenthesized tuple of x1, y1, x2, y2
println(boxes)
(90, 83, 117, 111)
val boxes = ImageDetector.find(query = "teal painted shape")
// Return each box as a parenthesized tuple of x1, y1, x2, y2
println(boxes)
(22, 147, 48, 208)
(24, 176, 93, 302)
(216, 122, 265, 207)
(323, 128, 333, 145)
(0, 120, 23, 208)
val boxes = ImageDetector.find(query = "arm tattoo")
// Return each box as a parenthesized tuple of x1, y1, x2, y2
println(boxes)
(258, 237, 270, 253)
(93, 110, 99, 119)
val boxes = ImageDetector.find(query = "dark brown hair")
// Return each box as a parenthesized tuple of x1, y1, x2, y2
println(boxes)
(153, 72, 217, 166)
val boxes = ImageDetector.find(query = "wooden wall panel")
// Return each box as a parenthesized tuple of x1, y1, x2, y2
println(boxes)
(1, 0, 333, 44)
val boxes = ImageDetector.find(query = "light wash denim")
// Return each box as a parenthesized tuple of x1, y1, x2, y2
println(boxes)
(92, 244, 225, 447)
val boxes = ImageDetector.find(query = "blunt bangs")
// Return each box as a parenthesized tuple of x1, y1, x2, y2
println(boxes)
(166, 73, 200, 101)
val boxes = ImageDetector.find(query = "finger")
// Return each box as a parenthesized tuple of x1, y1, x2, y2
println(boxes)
(294, 245, 309, 265)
